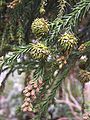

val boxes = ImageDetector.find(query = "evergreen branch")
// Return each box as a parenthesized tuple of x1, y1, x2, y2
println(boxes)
(0, 44, 32, 70)
(49, 0, 90, 43)
(33, 68, 69, 120)
(34, 51, 80, 119)
(0, 67, 13, 91)
(57, 0, 67, 17)
(0, 42, 51, 72)
(34, 67, 69, 120)
(62, 0, 90, 28)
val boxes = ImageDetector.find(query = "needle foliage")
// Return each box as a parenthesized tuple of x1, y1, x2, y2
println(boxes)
(0, 0, 90, 119)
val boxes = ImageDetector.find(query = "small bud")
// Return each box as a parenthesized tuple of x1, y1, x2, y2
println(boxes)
(36, 88, 39, 93)
(24, 101, 29, 106)
(25, 92, 31, 97)
(25, 97, 31, 102)
(27, 85, 33, 91)
(29, 80, 34, 85)
(21, 104, 26, 108)
(22, 107, 28, 112)
(33, 83, 38, 88)
(31, 90, 35, 96)
(28, 107, 33, 112)
(31, 95, 36, 100)
(38, 79, 43, 84)
(23, 89, 28, 94)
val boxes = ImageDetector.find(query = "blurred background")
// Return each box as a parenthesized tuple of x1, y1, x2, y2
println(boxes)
(0, 69, 90, 120)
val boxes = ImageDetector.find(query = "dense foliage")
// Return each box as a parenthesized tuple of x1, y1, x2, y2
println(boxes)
(0, 0, 90, 119)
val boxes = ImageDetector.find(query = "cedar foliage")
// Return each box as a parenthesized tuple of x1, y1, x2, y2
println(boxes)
(0, 0, 90, 119)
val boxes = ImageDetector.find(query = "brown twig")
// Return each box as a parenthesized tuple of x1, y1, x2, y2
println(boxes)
(55, 78, 82, 120)
(82, 83, 85, 114)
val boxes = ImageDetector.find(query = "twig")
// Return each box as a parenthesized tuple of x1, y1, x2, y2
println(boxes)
(55, 93, 81, 120)
(82, 83, 85, 114)
(67, 78, 81, 111)
(55, 78, 82, 120)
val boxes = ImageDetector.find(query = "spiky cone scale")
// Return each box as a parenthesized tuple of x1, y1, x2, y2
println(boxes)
(58, 32, 77, 51)
(30, 42, 50, 59)
(31, 18, 49, 38)
(78, 69, 90, 83)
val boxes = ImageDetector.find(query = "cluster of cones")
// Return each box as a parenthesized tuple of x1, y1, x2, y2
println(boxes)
(78, 69, 90, 83)
(21, 79, 43, 112)
(56, 56, 67, 69)
(7, 0, 21, 9)
(78, 44, 86, 52)
(83, 112, 90, 120)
